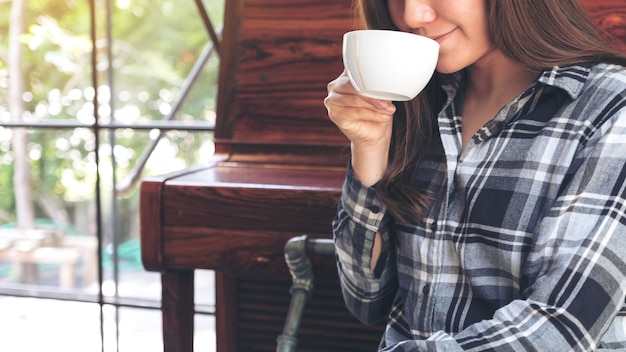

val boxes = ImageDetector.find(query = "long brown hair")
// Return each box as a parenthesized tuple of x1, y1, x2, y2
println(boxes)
(355, 0, 626, 224)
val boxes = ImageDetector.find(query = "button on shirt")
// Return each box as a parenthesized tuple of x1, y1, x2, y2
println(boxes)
(333, 63, 626, 351)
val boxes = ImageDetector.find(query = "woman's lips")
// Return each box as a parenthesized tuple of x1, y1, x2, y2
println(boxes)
(431, 29, 455, 44)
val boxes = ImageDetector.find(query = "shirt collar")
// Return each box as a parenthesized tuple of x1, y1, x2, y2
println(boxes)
(536, 63, 593, 99)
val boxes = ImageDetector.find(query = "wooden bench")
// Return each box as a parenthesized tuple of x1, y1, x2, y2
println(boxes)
(0, 228, 97, 289)
(139, 0, 626, 351)
(8, 245, 81, 289)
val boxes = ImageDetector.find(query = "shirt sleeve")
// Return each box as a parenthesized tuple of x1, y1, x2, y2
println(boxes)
(333, 163, 399, 325)
(381, 109, 626, 351)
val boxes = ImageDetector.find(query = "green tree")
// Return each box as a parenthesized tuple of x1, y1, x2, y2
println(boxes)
(0, 0, 223, 226)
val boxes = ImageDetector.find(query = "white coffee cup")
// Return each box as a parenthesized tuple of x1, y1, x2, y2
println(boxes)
(342, 30, 439, 101)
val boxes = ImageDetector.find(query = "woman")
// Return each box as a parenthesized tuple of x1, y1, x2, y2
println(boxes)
(324, 0, 626, 350)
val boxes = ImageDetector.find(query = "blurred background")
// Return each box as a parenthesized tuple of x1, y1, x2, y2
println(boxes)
(0, 0, 223, 350)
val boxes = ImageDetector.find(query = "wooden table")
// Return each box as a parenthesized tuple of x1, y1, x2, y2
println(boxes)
(140, 159, 385, 351)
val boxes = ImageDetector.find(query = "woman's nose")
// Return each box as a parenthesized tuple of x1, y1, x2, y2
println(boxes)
(403, 0, 436, 29)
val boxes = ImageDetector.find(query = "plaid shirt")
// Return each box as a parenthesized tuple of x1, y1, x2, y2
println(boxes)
(333, 63, 626, 351)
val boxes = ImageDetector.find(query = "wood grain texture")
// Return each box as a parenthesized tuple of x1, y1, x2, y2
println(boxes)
(582, 0, 626, 51)
(214, 141, 349, 167)
(215, 273, 239, 352)
(235, 276, 384, 352)
(140, 163, 227, 272)
(161, 270, 195, 352)
(157, 163, 344, 275)
(139, 180, 164, 271)
(161, 167, 343, 233)
(162, 227, 336, 275)
(215, 0, 354, 149)
(141, 162, 358, 351)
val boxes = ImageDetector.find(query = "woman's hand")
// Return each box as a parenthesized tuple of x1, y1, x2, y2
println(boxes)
(324, 71, 396, 186)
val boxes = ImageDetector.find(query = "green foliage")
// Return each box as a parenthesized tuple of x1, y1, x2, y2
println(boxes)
(0, 157, 15, 217)
(0, 0, 224, 220)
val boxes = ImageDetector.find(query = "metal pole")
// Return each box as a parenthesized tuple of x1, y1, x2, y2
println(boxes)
(276, 235, 335, 352)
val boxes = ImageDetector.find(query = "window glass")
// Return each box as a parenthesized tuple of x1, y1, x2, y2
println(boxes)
(0, 0, 223, 351)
